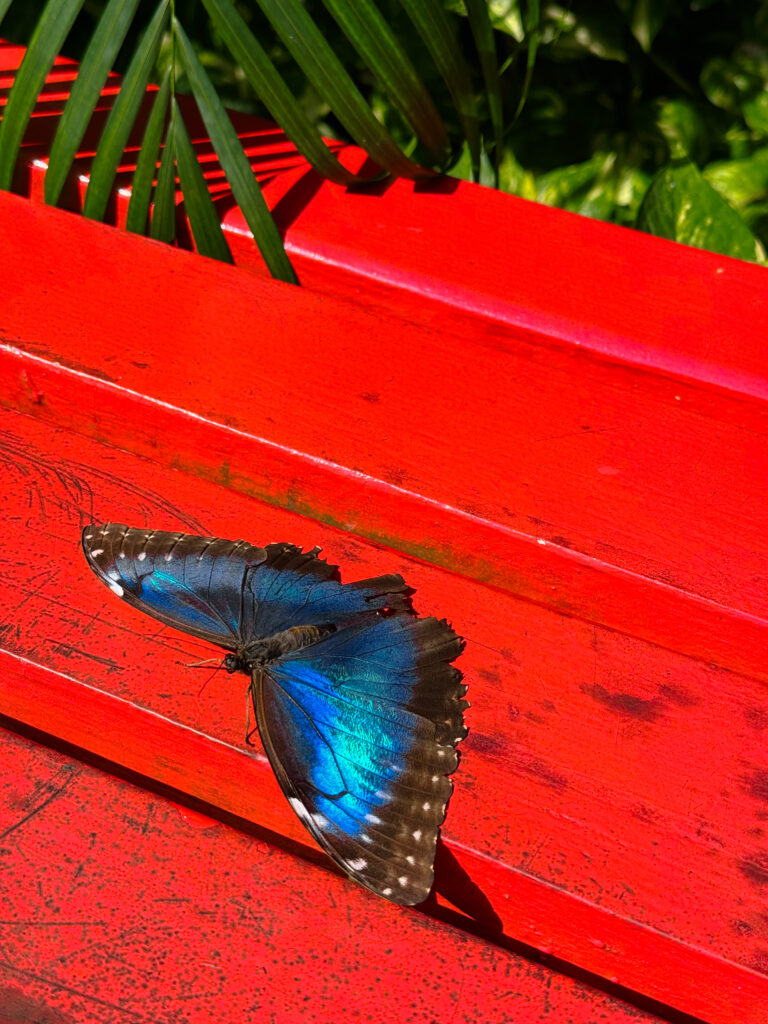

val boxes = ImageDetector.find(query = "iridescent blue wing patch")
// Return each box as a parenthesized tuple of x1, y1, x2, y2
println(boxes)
(256, 615, 467, 905)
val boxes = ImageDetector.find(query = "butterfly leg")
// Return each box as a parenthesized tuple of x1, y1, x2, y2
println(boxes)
(245, 675, 260, 747)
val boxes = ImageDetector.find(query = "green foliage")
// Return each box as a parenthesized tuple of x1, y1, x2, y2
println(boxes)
(482, 0, 768, 263)
(0, 0, 766, 272)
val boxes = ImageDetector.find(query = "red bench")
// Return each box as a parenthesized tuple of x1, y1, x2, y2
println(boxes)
(1, 39, 766, 1023)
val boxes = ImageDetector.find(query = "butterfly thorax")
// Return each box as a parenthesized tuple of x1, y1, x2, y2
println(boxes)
(225, 622, 337, 674)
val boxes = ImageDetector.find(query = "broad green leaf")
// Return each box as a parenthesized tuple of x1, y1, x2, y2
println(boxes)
(625, 0, 672, 52)
(545, 5, 627, 62)
(490, 0, 524, 40)
(399, 0, 481, 174)
(320, 0, 449, 162)
(654, 98, 708, 162)
(174, 17, 297, 283)
(253, 0, 426, 179)
(536, 153, 606, 206)
(614, 166, 652, 219)
(497, 147, 535, 197)
(704, 149, 768, 210)
(199, 0, 356, 185)
(0, 0, 85, 191)
(125, 70, 171, 234)
(449, 0, 524, 41)
(700, 55, 759, 113)
(45, 0, 142, 206)
(464, 0, 503, 173)
(150, 113, 176, 243)
(744, 91, 768, 134)
(82, 0, 169, 222)
(172, 97, 232, 263)
(637, 160, 766, 265)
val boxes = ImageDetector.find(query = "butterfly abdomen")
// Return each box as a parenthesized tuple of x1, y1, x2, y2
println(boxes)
(243, 623, 337, 668)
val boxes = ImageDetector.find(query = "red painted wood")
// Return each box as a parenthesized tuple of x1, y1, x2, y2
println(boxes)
(0, 400, 766, 1023)
(0, 194, 766, 686)
(1, 35, 768, 1024)
(1, 726, 666, 1024)
(250, 156, 768, 404)
(5, 38, 767, 406)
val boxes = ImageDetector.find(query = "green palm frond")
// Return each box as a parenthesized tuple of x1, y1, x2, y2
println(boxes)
(0, 0, 86, 191)
(174, 15, 297, 281)
(44, 0, 143, 206)
(82, 0, 170, 222)
(0, 0, 501, 277)
(125, 69, 171, 235)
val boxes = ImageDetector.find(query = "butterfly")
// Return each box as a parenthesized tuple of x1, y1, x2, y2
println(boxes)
(81, 523, 468, 905)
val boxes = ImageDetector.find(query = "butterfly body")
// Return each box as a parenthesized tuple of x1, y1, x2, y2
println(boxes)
(82, 523, 467, 905)
(225, 622, 337, 673)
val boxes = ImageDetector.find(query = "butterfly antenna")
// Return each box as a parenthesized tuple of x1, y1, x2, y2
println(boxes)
(195, 662, 226, 698)
(463, 634, 503, 656)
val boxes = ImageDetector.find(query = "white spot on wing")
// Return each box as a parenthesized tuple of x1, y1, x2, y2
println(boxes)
(398, 876, 408, 887)
(288, 797, 310, 821)
(346, 858, 367, 871)
(406, 855, 415, 866)
(90, 548, 104, 557)
(422, 802, 431, 811)
(164, 552, 173, 561)
(374, 790, 390, 801)
(137, 552, 147, 562)
(311, 813, 329, 829)
(382, 887, 393, 896)
(119, 553, 126, 559)
(108, 580, 124, 597)
(365, 813, 382, 825)
(412, 829, 422, 841)
(360, 833, 373, 844)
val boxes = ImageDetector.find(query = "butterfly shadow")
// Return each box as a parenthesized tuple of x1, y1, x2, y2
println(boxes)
(417, 836, 503, 938)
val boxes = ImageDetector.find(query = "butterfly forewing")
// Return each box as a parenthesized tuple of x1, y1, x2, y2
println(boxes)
(82, 524, 268, 647)
(243, 542, 412, 638)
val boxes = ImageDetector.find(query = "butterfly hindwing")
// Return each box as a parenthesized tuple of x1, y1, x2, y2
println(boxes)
(253, 614, 467, 905)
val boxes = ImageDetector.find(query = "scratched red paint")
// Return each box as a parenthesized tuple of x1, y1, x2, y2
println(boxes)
(0, 35, 767, 1024)
(1, 725, 658, 1024)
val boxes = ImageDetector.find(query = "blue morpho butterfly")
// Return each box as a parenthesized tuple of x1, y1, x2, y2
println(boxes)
(81, 524, 468, 905)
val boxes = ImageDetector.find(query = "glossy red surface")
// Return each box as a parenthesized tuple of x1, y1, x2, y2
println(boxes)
(0, 34, 766, 1024)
